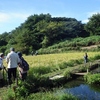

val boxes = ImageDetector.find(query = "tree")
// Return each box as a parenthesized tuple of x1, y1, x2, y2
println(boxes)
(1, 13, 87, 54)
(41, 21, 67, 47)
(85, 13, 100, 35)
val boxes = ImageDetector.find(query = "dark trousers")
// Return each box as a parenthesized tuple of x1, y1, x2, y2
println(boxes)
(8, 68, 17, 84)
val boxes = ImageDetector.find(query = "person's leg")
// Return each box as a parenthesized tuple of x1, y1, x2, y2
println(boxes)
(0, 71, 3, 80)
(12, 68, 17, 81)
(7, 68, 12, 85)
(22, 72, 27, 81)
(0, 71, 3, 87)
(19, 71, 22, 79)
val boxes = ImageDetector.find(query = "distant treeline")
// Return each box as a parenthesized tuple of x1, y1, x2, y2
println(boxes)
(0, 13, 100, 55)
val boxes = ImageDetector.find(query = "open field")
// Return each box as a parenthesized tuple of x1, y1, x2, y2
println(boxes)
(22, 52, 100, 68)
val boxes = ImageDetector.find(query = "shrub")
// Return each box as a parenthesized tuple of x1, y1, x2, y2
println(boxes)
(63, 70, 71, 79)
(84, 73, 100, 84)
(2, 88, 15, 100)
(59, 94, 79, 100)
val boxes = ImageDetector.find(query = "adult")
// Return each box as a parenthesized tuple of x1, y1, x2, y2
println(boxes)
(17, 52, 28, 81)
(84, 52, 88, 63)
(0, 53, 5, 86)
(6, 47, 20, 85)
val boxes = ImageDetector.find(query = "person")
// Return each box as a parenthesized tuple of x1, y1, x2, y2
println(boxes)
(31, 51, 34, 56)
(6, 47, 20, 85)
(17, 52, 28, 81)
(84, 52, 88, 63)
(0, 53, 5, 86)
(35, 51, 38, 56)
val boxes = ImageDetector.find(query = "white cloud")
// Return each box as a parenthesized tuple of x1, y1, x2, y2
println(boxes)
(0, 12, 29, 23)
(10, 13, 29, 20)
(87, 11, 100, 17)
(0, 12, 30, 33)
(82, 11, 100, 23)
(82, 19, 89, 23)
(0, 12, 10, 22)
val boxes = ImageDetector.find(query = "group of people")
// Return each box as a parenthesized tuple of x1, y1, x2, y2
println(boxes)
(0, 47, 28, 86)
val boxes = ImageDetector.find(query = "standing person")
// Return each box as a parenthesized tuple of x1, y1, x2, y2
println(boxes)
(6, 47, 20, 85)
(17, 52, 28, 81)
(31, 51, 34, 56)
(35, 51, 38, 56)
(84, 52, 88, 64)
(0, 53, 5, 85)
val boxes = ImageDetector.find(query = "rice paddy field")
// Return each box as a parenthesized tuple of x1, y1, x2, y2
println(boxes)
(22, 51, 100, 68)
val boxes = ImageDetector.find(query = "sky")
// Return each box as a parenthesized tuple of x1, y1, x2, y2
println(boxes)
(0, 0, 100, 34)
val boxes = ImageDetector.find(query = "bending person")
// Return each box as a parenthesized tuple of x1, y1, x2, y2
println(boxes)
(17, 52, 28, 81)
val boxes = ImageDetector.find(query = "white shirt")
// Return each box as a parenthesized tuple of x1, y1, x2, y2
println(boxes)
(6, 51, 20, 68)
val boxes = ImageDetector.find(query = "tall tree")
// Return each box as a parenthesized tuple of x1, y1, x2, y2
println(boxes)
(85, 13, 100, 35)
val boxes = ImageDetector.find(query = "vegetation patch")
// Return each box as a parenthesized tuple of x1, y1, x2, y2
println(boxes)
(84, 73, 100, 84)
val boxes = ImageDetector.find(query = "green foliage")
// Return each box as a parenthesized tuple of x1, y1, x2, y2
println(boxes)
(59, 94, 79, 100)
(24, 91, 78, 100)
(78, 65, 87, 72)
(15, 80, 30, 97)
(0, 13, 100, 54)
(63, 70, 71, 79)
(38, 35, 100, 54)
(0, 46, 6, 53)
(0, 13, 87, 54)
(85, 13, 100, 35)
(91, 54, 100, 60)
(84, 73, 100, 84)
(30, 66, 52, 75)
(2, 88, 15, 100)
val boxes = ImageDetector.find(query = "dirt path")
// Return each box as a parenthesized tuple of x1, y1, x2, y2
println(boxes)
(81, 45, 99, 50)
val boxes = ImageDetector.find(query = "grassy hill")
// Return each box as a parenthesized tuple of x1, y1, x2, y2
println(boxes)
(38, 35, 100, 54)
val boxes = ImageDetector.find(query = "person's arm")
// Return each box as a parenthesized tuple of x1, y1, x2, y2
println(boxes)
(18, 62, 21, 67)
(6, 54, 9, 64)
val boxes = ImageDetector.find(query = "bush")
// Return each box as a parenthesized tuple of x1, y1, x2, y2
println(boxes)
(84, 73, 100, 84)
(59, 94, 79, 100)
(63, 70, 71, 79)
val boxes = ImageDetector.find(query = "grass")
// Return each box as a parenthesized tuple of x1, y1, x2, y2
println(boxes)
(1, 51, 100, 100)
